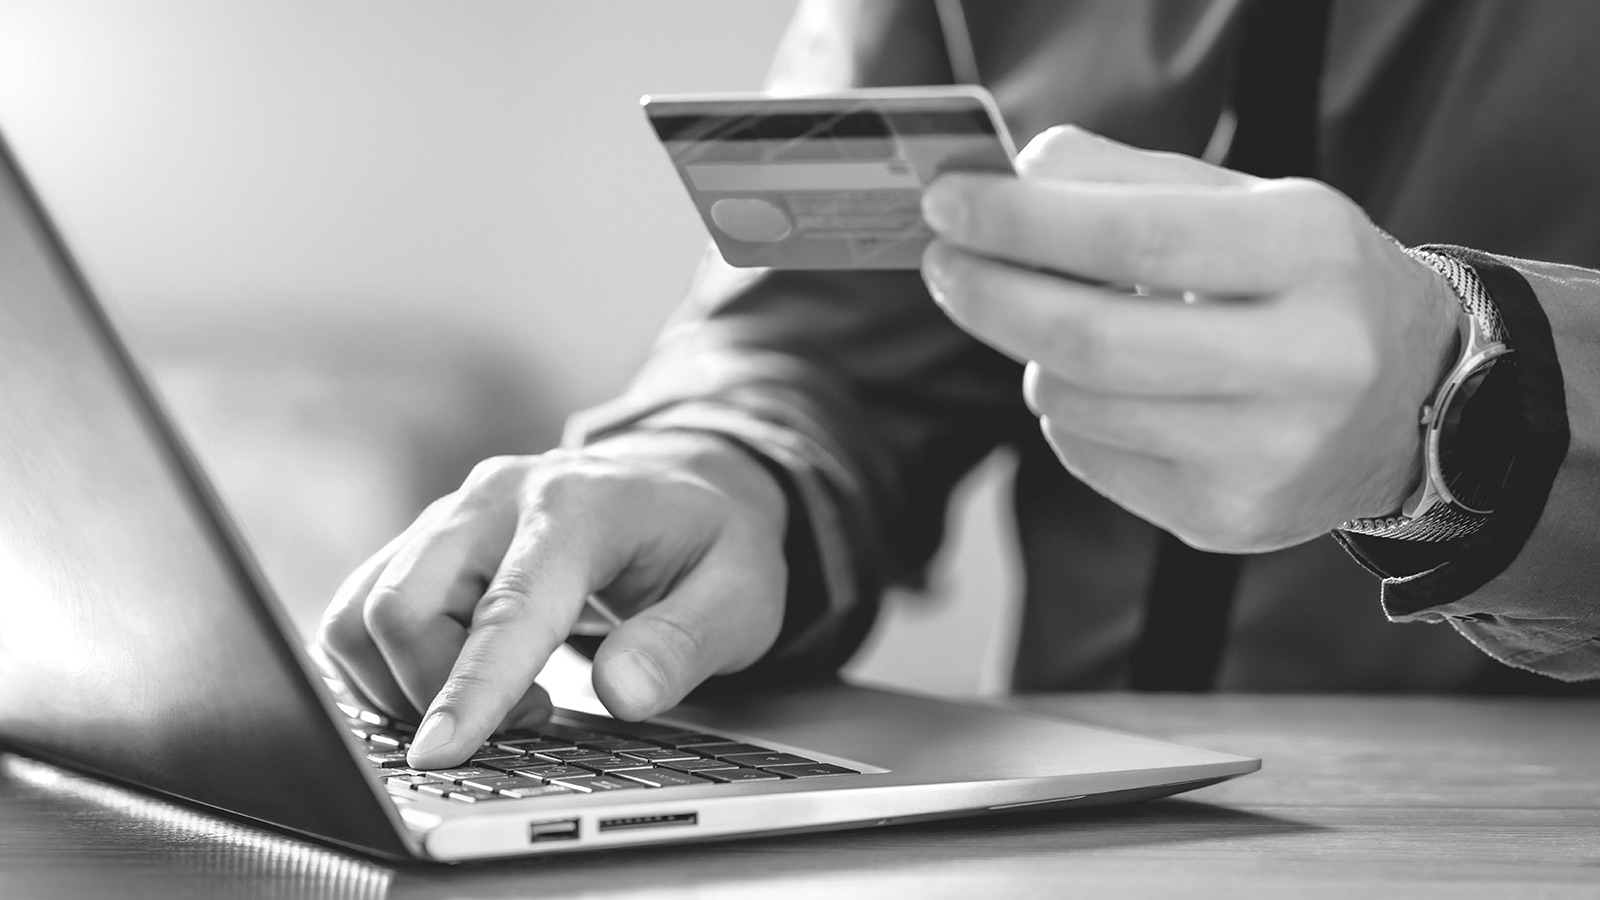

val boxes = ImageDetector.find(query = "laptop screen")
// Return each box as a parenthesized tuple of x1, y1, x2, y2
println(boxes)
(0, 133, 410, 858)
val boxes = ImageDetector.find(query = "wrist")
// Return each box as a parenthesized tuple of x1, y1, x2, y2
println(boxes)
(1382, 252, 1466, 515)
(1344, 247, 1514, 541)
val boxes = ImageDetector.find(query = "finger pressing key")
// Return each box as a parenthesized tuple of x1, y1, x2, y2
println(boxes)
(406, 516, 596, 769)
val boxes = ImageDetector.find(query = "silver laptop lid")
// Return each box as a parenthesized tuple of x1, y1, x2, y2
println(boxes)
(0, 131, 413, 859)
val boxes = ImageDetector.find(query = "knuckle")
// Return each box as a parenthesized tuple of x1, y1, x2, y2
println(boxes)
(317, 607, 366, 657)
(361, 585, 414, 640)
(1289, 177, 1346, 218)
(528, 466, 595, 511)
(476, 575, 566, 648)
(1025, 123, 1077, 152)
(419, 492, 458, 520)
(1278, 178, 1363, 252)
(1017, 124, 1086, 176)
(473, 580, 537, 630)
(463, 455, 526, 491)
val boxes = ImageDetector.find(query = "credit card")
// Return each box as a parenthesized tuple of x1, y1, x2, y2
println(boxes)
(643, 86, 1016, 269)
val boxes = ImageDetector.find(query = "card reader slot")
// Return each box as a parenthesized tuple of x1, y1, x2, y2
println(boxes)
(597, 812, 698, 833)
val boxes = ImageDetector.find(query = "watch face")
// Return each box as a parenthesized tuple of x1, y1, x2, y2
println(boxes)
(1437, 354, 1519, 512)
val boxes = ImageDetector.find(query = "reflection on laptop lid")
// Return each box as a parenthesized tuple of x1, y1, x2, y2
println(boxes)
(0, 129, 417, 858)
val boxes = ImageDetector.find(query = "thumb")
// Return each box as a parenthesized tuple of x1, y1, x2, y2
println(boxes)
(1018, 123, 1252, 187)
(589, 542, 784, 720)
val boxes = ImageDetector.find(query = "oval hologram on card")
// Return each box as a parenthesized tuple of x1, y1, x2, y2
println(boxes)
(709, 198, 792, 243)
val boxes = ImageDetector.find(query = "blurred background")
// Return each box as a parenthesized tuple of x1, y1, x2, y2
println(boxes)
(0, 0, 1020, 698)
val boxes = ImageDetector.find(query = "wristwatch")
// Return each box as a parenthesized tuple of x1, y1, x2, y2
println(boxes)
(1341, 248, 1518, 542)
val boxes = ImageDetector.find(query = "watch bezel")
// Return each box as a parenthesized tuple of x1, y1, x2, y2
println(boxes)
(1420, 342, 1513, 515)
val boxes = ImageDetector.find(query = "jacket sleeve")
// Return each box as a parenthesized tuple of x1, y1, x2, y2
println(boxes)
(1337, 248, 1600, 681)
(564, 0, 1030, 677)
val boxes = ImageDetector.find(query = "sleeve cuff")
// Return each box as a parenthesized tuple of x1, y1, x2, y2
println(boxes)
(1334, 246, 1584, 675)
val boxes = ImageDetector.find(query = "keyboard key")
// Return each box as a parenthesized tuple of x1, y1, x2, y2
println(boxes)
(660, 758, 739, 773)
(460, 774, 538, 793)
(574, 756, 653, 773)
(385, 773, 444, 789)
(366, 732, 408, 750)
(447, 788, 507, 803)
(365, 751, 412, 769)
(619, 748, 700, 763)
(508, 764, 591, 782)
(414, 781, 453, 797)
(694, 743, 775, 759)
(498, 783, 578, 800)
(550, 775, 648, 794)
(429, 767, 503, 784)
(493, 738, 573, 755)
(720, 752, 817, 768)
(337, 703, 391, 727)
(535, 747, 614, 763)
(469, 755, 527, 771)
(617, 769, 713, 788)
(700, 767, 784, 783)
(763, 763, 859, 778)
(651, 732, 732, 748)
(580, 738, 659, 753)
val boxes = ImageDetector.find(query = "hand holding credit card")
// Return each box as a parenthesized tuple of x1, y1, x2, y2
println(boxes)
(644, 86, 1016, 269)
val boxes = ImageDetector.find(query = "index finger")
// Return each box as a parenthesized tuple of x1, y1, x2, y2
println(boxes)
(922, 173, 1334, 293)
(405, 515, 596, 768)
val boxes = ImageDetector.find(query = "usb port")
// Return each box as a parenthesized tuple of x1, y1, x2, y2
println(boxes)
(529, 819, 580, 843)
(598, 812, 698, 833)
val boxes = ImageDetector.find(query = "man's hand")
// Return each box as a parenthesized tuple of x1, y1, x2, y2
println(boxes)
(317, 431, 789, 768)
(920, 125, 1461, 552)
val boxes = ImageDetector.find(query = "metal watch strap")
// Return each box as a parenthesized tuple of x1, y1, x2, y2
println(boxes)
(1415, 249, 1508, 346)
(1340, 247, 1508, 541)
(1341, 495, 1488, 542)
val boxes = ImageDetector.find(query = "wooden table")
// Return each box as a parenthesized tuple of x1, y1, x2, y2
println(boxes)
(2, 695, 1597, 899)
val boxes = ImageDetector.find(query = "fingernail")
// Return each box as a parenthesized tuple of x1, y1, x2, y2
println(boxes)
(407, 710, 456, 763)
(921, 180, 964, 237)
(610, 650, 664, 714)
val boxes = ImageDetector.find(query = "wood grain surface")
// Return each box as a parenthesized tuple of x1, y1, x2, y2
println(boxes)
(2, 694, 1596, 899)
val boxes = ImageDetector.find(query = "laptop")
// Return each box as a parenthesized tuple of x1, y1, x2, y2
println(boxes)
(0, 128, 1258, 863)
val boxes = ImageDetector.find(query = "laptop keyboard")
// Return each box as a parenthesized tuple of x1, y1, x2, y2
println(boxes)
(343, 704, 858, 804)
